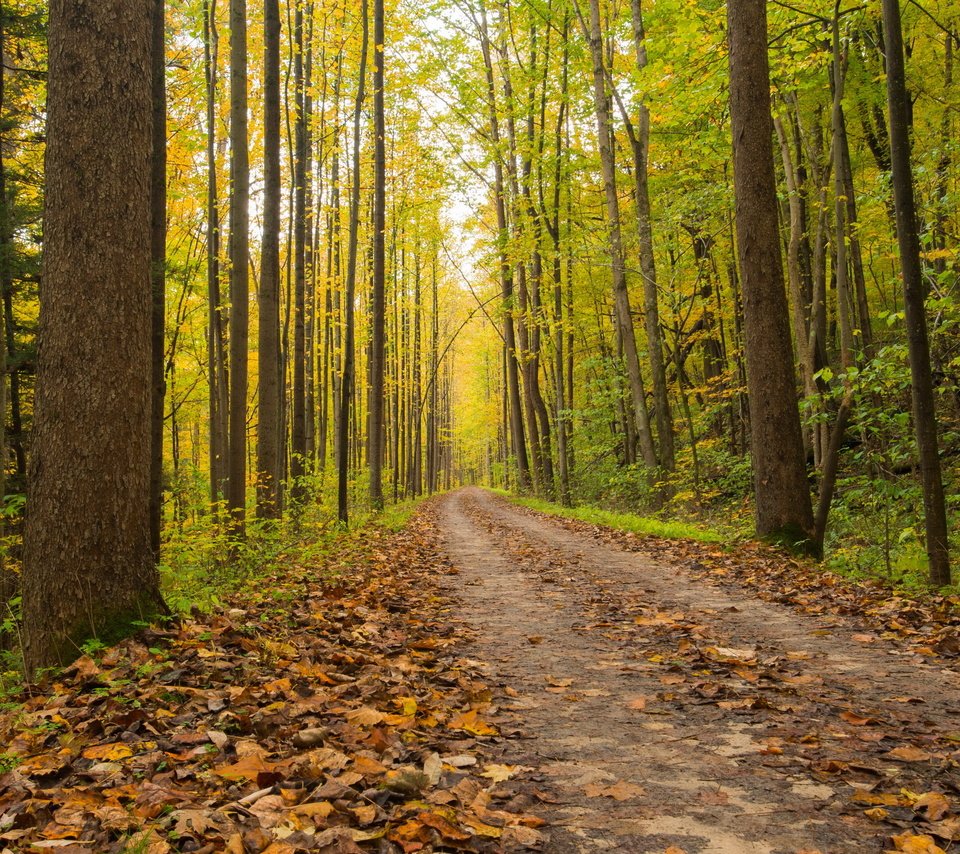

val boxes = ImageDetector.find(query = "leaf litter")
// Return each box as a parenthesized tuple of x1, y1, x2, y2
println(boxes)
(0, 507, 543, 853)
(7, 487, 960, 853)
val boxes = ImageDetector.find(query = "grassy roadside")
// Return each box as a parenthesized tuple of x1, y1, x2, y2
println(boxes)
(160, 496, 424, 615)
(492, 489, 727, 544)
(1, 497, 427, 702)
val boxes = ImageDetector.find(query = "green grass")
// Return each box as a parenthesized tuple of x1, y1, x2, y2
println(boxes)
(495, 491, 726, 543)
(160, 493, 426, 615)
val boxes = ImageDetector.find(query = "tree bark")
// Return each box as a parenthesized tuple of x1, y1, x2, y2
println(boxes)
(257, 0, 282, 519)
(203, 0, 228, 506)
(476, 0, 531, 490)
(629, 0, 674, 472)
(369, 0, 386, 509)
(291, 0, 308, 507)
(150, 0, 167, 558)
(227, 0, 249, 531)
(23, 0, 163, 673)
(727, 0, 816, 551)
(338, 0, 368, 524)
(881, 0, 951, 585)
(584, 0, 658, 471)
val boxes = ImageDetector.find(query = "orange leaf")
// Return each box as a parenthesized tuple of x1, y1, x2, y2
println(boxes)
(417, 812, 471, 841)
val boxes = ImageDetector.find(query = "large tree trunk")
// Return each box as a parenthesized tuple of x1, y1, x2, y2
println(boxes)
(727, 0, 816, 551)
(257, 0, 282, 519)
(23, 0, 163, 673)
(881, 0, 951, 585)
(369, 0, 386, 509)
(227, 0, 249, 531)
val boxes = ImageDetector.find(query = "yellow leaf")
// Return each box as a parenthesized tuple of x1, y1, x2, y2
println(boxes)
(481, 763, 519, 782)
(448, 709, 497, 736)
(888, 832, 946, 854)
(82, 743, 133, 761)
(213, 754, 277, 781)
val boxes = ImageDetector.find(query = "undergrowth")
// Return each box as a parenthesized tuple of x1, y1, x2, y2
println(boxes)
(497, 491, 727, 544)
(0, 490, 424, 700)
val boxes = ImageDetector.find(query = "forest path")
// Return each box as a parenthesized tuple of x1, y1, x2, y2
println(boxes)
(433, 487, 960, 853)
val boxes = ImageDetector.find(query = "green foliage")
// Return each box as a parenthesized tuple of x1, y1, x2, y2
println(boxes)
(0, 752, 22, 774)
(501, 492, 725, 543)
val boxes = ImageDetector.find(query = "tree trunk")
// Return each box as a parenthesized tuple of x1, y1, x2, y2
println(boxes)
(629, 0, 674, 472)
(881, 0, 951, 585)
(338, 0, 368, 524)
(477, 0, 531, 490)
(227, 0, 249, 531)
(584, 0, 658, 471)
(290, 0, 308, 507)
(257, 0, 282, 519)
(727, 0, 816, 551)
(150, 0, 167, 557)
(204, 0, 228, 507)
(23, 0, 163, 673)
(369, 0, 386, 509)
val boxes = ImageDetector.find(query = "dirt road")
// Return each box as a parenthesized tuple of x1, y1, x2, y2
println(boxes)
(433, 487, 960, 853)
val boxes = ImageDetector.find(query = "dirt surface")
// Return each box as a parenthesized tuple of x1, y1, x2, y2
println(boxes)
(432, 487, 960, 853)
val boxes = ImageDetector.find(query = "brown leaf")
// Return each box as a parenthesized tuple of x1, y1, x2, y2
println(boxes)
(584, 780, 646, 801)
(886, 746, 931, 763)
(915, 792, 951, 821)
(417, 811, 472, 841)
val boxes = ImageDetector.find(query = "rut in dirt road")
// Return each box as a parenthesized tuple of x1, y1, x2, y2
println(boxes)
(434, 487, 960, 854)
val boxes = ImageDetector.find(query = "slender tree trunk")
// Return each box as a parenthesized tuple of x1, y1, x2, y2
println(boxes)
(304, 10, 317, 468)
(227, 0, 250, 531)
(0, 17, 10, 598)
(550, 14, 572, 505)
(204, 0, 227, 506)
(629, 0, 674, 472)
(727, 0, 816, 551)
(290, 1, 307, 507)
(257, 0, 282, 519)
(882, 0, 951, 585)
(338, 0, 368, 524)
(23, 0, 164, 673)
(831, 6, 854, 373)
(583, 0, 658, 471)
(477, 0, 530, 490)
(369, 0, 386, 509)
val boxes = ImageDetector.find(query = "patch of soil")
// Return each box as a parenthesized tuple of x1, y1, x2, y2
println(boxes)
(432, 487, 960, 853)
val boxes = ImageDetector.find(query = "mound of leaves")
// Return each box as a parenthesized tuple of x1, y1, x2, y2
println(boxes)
(0, 506, 544, 853)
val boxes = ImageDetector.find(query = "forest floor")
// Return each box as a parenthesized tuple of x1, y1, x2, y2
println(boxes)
(3, 489, 960, 853)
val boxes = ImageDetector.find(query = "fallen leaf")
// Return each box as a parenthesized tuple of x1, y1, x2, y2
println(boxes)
(887, 832, 947, 854)
(887, 746, 931, 763)
(584, 780, 646, 801)
(915, 792, 951, 821)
